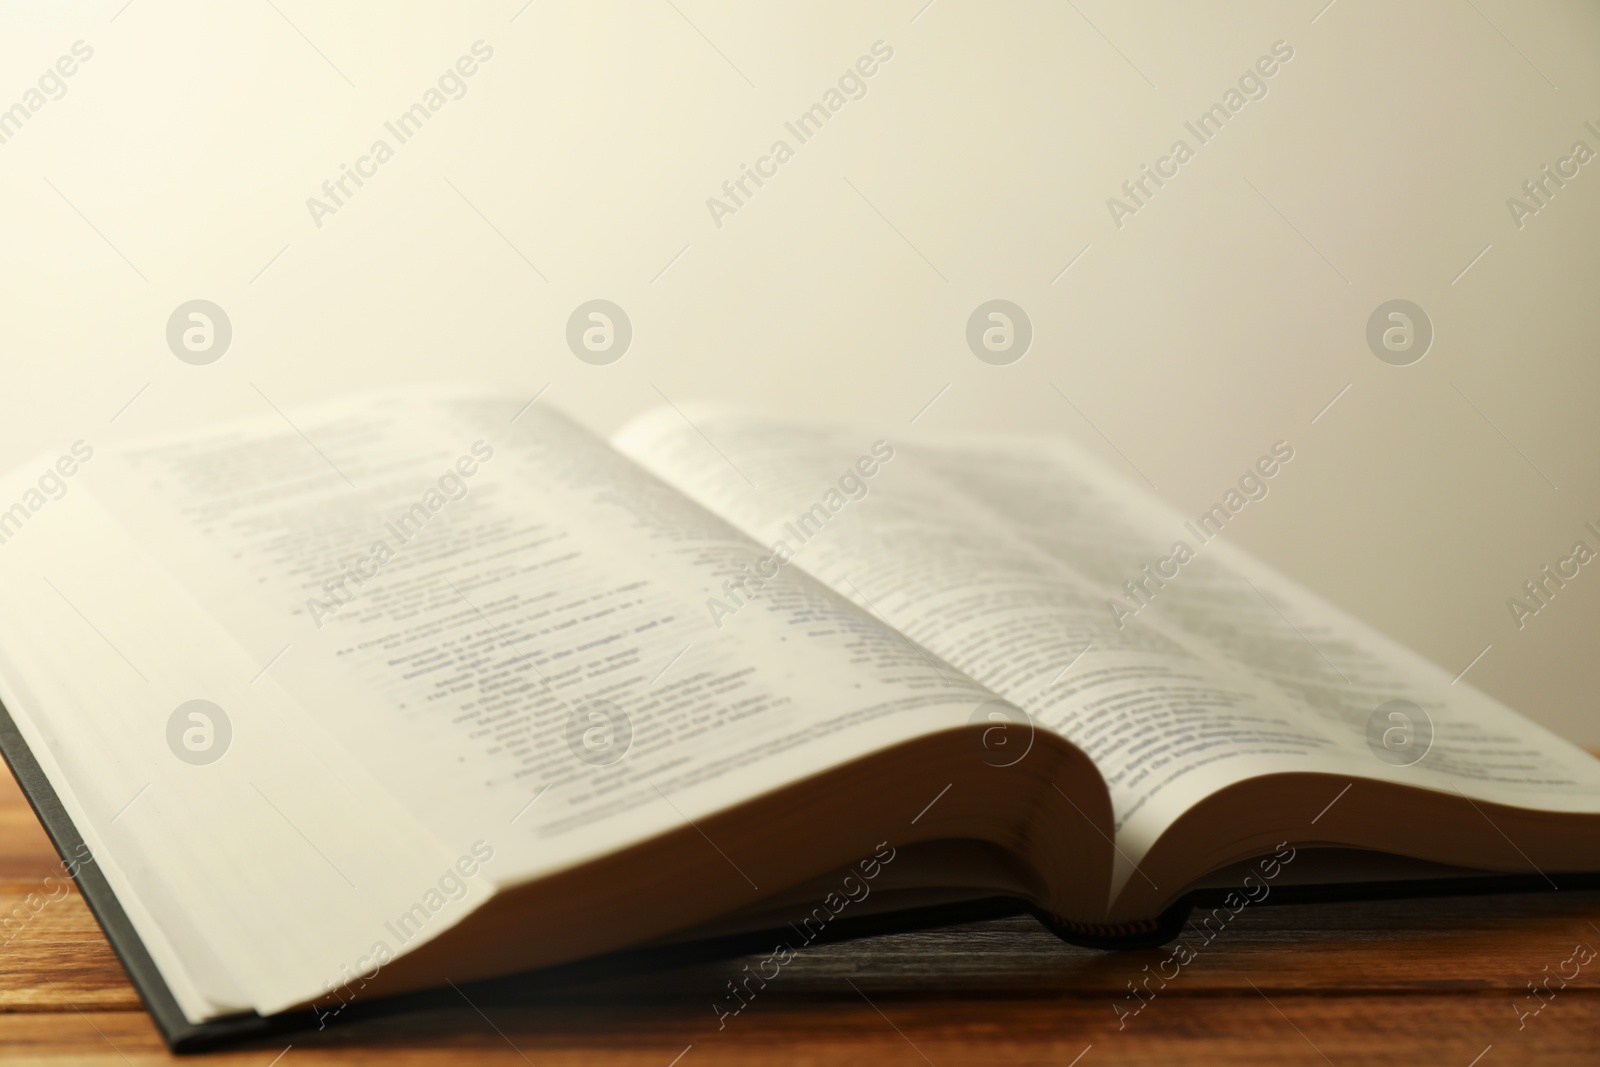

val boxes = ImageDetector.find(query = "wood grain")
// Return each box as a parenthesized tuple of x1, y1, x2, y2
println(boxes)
(3, 764, 1599, 1062)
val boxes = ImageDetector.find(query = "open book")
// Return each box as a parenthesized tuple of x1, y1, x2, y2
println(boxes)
(2, 388, 1598, 1047)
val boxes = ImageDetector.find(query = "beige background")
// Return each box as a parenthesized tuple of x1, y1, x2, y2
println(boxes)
(1, 1, 1596, 742)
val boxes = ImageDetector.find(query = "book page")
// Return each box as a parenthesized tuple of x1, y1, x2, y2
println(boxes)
(0, 390, 1004, 1017)
(612, 410, 1600, 896)
(76, 390, 997, 891)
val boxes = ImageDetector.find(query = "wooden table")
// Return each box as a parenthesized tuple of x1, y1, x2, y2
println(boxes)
(4, 767, 1598, 1065)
